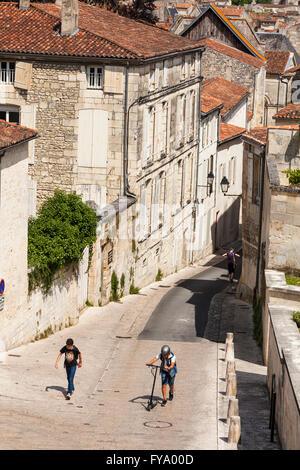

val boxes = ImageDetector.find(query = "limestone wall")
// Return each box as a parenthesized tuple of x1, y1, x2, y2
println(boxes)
(265, 270, 300, 450)
(202, 47, 266, 128)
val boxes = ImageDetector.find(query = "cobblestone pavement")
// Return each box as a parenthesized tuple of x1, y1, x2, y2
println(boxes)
(0, 250, 281, 450)
(206, 286, 281, 450)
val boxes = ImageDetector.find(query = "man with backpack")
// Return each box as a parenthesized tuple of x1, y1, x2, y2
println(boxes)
(146, 345, 177, 406)
(55, 338, 82, 400)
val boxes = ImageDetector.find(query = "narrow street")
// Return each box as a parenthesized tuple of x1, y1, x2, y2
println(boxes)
(0, 251, 278, 450)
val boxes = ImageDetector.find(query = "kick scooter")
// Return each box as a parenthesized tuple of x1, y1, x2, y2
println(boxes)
(146, 364, 161, 411)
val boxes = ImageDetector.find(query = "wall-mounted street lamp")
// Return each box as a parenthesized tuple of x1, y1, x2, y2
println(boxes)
(220, 176, 241, 197)
(198, 171, 214, 196)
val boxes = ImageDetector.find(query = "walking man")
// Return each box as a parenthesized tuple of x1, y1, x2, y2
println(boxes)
(146, 345, 177, 407)
(222, 248, 240, 283)
(55, 338, 82, 400)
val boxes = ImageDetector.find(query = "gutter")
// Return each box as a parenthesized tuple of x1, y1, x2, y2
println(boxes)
(0, 134, 39, 153)
(254, 147, 266, 299)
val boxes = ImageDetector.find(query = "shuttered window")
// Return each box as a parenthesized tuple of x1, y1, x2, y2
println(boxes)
(78, 109, 108, 168)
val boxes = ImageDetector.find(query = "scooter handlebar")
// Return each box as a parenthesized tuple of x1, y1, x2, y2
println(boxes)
(146, 364, 161, 369)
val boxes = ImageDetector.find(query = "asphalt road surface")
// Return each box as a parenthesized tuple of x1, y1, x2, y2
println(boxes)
(139, 255, 241, 342)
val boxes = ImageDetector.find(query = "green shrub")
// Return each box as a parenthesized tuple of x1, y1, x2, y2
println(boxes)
(282, 168, 300, 186)
(155, 269, 163, 282)
(129, 284, 140, 295)
(286, 274, 300, 286)
(120, 273, 125, 298)
(28, 190, 97, 293)
(110, 271, 119, 301)
(85, 300, 93, 307)
(292, 311, 300, 329)
(253, 297, 263, 347)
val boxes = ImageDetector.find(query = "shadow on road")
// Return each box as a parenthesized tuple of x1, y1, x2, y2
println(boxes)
(129, 395, 162, 411)
(45, 385, 66, 397)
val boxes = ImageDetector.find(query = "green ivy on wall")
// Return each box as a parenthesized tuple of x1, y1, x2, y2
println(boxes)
(28, 190, 98, 293)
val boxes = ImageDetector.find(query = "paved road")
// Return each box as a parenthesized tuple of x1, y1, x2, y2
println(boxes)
(139, 255, 240, 342)
(0, 254, 244, 450)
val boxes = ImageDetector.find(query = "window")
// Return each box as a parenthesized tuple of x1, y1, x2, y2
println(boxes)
(0, 105, 19, 124)
(78, 109, 108, 167)
(87, 66, 103, 89)
(0, 62, 15, 84)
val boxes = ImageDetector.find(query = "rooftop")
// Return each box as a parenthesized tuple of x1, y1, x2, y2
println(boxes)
(265, 50, 292, 74)
(273, 103, 300, 120)
(201, 91, 223, 115)
(199, 38, 265, 69)
(202, 77, 248, 117)
(0, 2, 204, 61)
(219, 122, 245, 143)
(0, 120, 38, 151)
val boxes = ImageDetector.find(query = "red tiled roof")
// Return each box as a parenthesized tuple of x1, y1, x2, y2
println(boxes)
(156, 22, 172, 31)
(219, 8, 243, 17)
(265, 50, 291, 74)
(201, 91, 223, 114)
(219, 122, 245, 143)
(273, 103, 300, 120)
(0, 2, 203, 60)
(247, 111, 253, 121)
(199, 38, 265, 69)
(242, 127, 268, 146)
(202, 77, 248, 117)
(0, 120, 38, 151)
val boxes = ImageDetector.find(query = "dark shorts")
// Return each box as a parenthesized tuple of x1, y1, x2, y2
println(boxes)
(228, 263, 235, 274)
(161, 369, 176, 386)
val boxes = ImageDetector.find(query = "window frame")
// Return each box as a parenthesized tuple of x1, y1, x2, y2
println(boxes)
(0, 61, 15, 85)
(86, 65, 104, 90)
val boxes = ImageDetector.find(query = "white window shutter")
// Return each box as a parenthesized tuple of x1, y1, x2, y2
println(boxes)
(14, 62, 32, 90)
(104, 66, 124, 94)
(92, 109, 108, 168)
(21, 104, 36, 164)
(78, 109, 93, 167)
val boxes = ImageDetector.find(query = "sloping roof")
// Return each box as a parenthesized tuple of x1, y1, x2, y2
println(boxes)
(284, 64, 300, 74)
(0, 120, 38, 151)
(273, 103, 300, 120)
(242, 127, 268, 146)
(219, 122, 245, 143)
(202, 77, 248, 117)
(181, 3, 265, 61)
(199, 38, 265, 69)
(219, 7, 243, 18)
(0, 2, 203, 61)
(201, 91, 223, 115)
(265, 50, 292, 74)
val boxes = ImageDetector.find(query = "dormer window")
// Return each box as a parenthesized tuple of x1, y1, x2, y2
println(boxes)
(0, 62, 15, 84)
(87, 66, 103, 89)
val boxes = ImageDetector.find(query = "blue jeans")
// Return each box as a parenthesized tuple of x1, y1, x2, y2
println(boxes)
(66, 365, 77, 394)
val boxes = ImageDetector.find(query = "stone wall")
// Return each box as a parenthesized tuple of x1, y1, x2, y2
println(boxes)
(264, 270, 300, 450)
(0, 144, 29, 350)
(201, 47, 266, 128)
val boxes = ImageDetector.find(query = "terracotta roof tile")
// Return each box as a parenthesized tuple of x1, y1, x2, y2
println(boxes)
(202, 77, 248, 117)
(219, 8, 243, 17)
(201, 91, 223, 114)
(0, 2, 203, 60)
(199, 38, 265, 69)
(219, 122, 245, 143)
(273, 103, 300, 120)
(243, 127, 268, 145)
(265, 50, 291, 74)
(0, 120, 38, 151)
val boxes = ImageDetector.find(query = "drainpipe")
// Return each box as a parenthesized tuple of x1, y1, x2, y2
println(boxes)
(193, 52, 202, 232)
(123, 61, 130, 197)
(254, 147, 266, 300)
(280, 75, 289, 107)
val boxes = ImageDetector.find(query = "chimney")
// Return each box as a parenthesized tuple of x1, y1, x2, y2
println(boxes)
(61, 0, 78, 36)
(19, 0, 30, 9)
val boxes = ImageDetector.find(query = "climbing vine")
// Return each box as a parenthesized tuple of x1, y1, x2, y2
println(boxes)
(28, 190, 98, 293)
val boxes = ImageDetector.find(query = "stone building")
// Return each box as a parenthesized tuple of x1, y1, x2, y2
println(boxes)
(0, 120, 38, 347)
(238, 123, 300, 303)
(196, 38, 266, 128)
(264, 50, 296, 126)
(0, 0, 208, 334)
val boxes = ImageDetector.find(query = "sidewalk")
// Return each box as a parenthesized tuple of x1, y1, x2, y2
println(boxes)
(208, 285, 281, 450)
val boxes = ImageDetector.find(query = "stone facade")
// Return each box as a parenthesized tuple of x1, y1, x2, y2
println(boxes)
(201, 46, 266, 128)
